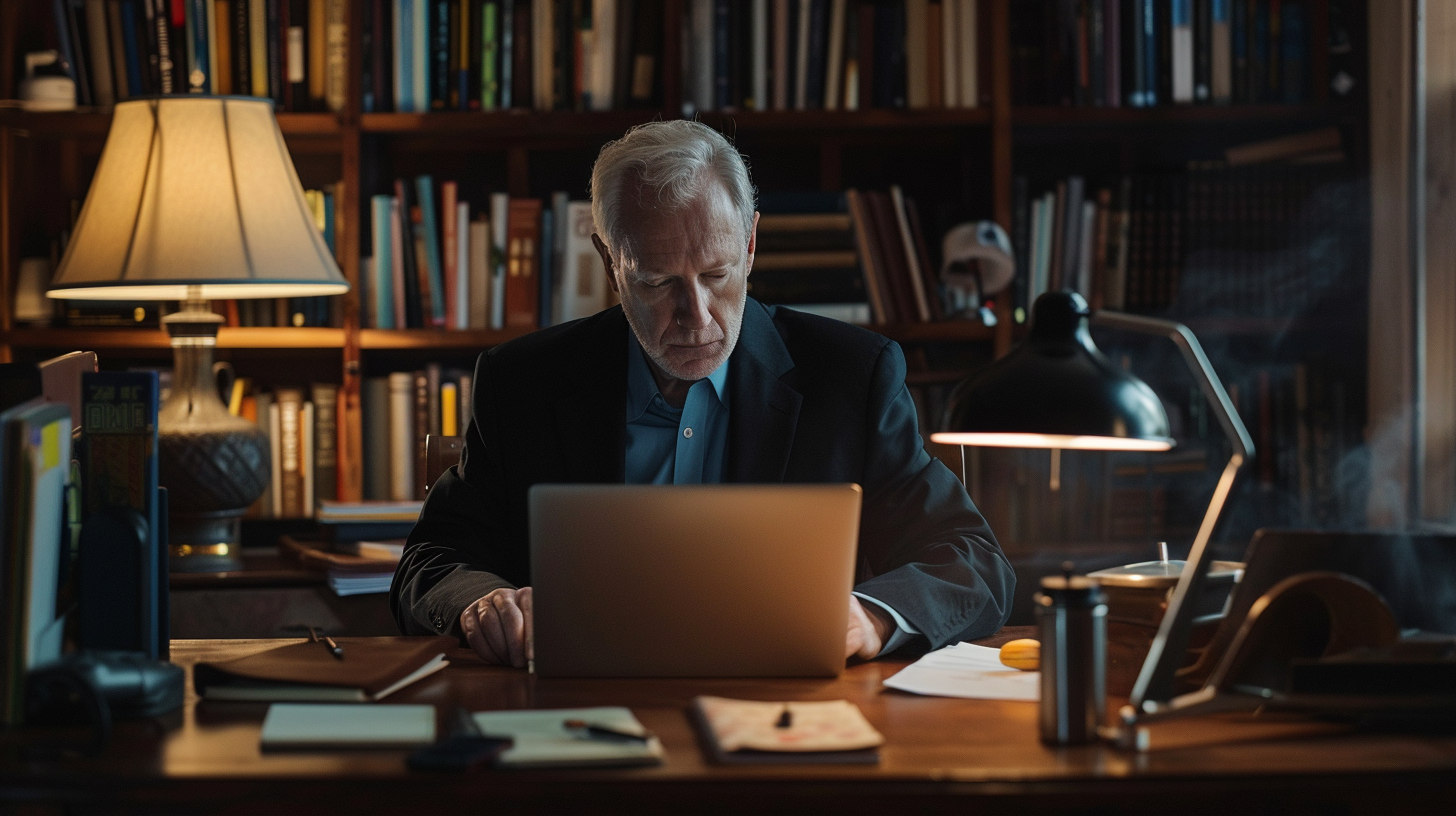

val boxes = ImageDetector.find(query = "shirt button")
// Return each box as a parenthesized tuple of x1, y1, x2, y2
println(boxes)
(683, 427, 693, 439)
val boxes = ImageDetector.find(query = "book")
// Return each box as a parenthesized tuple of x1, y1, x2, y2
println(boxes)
(76, 371, 161, 657)
(471, 707, 664, 768)
(505, 197, 543, 327)
(416, 175, 448, 327)
(274, 388, 305, 517)
(0, 400, 73, 725)
(387, 372, 415, 501)
(310, 383, 338, 503)
(558, 201, 610, 322)
(194, 635, 455, 701)
(261, 703, 436, 749)
(690, 696, 883, 764)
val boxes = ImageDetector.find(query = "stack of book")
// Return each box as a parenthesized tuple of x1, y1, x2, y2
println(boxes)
(1009, 0, 1332, 108)
(364, 182, 613, 331)
(46, 0, 348, 110)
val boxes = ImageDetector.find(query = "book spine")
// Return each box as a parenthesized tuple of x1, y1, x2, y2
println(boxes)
(274, 388, 305, 517)
(468, 217, 492, 328)
(433, 0, 450, 108)
(324, 0, 346, 109)
(538, 205, 554, 327)
(362, 377, 391, 500)
(456, 200, 472, 329)
(85, 0, 116, 105)
(394, 180, 424, 328)
(441, 180, 460, 329)
(311, 383, 338, 503)
(387, 372, 416, 501)
(505, 198, 544, 327)
(412, 370, 430, 499)
(1171, 0, 1193, 102)
(1194, 0, 1211, 101)
(489, 192, 510, 328)
(370, 195, 395, 328)
(482, 0, 500, 108)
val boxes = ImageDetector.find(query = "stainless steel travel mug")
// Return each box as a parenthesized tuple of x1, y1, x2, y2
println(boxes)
(1034, 568, 1107, 745)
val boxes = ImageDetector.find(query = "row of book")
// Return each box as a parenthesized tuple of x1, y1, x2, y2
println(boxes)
(1, 354, 167, 724)
(357, 0, 982, 114)
(680, 0, 982, 115)
(229, 381, 342, 518)
(1009, 156, 1363, 321)
(1009, 0, 1341, 108)
(361, 0, 667, 113)
(362, 183, 614, 331)
(360, 366, 473, 502)
(46, 0, 348, 110)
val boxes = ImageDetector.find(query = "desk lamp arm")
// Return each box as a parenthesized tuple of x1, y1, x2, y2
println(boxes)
(1089, 311, 1254, 713)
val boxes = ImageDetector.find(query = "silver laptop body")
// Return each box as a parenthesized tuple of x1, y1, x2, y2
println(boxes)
(529, 483, 863, 678)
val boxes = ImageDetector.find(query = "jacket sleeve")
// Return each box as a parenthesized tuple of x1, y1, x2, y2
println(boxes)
(390, 352, 520, 638)
(850, 341, 1016, 649)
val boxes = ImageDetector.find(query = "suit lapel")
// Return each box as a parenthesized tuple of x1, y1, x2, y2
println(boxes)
(727, 302, 802, 483)
(555, 309, 629, 482)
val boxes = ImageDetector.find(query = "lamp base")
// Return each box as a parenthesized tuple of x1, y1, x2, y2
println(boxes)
(168, 509, 244, 572)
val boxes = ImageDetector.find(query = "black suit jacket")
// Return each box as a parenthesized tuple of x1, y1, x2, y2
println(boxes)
(391, 299, 1015, 650)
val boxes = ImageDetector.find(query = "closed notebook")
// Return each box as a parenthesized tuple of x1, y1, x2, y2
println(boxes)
(691, 696, 883, 764)
(260, 703, 436, 750)
(472, 707, 664, 768)
(194, 636, 453, 702)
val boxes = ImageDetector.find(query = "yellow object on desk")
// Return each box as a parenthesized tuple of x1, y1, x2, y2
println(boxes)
(999, 639, 1041, 671)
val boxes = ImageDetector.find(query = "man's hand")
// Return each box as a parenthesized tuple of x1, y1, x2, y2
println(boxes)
(460, 587, 533, 668)
(846, 595, 894, 660)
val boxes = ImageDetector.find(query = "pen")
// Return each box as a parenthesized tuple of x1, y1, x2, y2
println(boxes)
(308, 626, 344, 660)
(562, 719, 652, 743)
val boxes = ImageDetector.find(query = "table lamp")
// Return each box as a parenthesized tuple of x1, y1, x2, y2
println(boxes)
(931, 291, 1255, 727)
(47, 96, 349, 572)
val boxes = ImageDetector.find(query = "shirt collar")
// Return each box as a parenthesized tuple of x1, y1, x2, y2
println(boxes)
(625, 328, 730, 422)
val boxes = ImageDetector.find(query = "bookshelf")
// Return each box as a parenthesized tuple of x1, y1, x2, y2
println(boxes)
(1, 0, 1373, 548)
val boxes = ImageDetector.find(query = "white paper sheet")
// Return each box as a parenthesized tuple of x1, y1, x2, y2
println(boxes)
(882, 643, 1040, 701)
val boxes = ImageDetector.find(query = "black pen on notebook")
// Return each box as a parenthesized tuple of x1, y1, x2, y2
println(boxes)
(308, 626, 344, 660)
(563, 719, 651, 743)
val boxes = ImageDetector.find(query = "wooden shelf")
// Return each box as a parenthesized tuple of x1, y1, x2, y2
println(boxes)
(358, 107, 991, 138)
(0, 109, 341, 137)
(3, 327, 345, 349)
(872, 320, 997, 344)
(1012, 103, 1358, 127)
(358, 327, 535, 349)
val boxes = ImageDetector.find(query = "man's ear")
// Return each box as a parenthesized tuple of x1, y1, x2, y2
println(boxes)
(592, 233, 620, 295)
(745, 211, 760, 277)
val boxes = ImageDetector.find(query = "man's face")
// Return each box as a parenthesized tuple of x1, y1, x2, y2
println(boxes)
(597, 179, 759, 388)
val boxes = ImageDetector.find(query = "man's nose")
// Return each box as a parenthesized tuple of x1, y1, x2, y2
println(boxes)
(675, 281, 712, 329)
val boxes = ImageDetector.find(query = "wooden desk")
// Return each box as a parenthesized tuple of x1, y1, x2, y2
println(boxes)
(3, 635, 1454, 814)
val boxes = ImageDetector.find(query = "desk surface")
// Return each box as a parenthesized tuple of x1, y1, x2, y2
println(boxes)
(4, 635, 1455, 815)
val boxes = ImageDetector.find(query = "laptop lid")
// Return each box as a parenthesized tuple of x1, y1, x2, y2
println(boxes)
(528, 484, 863, 678)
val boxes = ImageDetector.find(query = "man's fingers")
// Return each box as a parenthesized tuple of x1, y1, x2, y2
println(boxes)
(519, 587, 534, 662)
(461, 606, 502, 664)
(483, 594, 514, 665)
(496, 595, 527, 668)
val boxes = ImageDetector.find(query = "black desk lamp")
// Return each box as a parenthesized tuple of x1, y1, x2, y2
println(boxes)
(931, 291, 1255, 726)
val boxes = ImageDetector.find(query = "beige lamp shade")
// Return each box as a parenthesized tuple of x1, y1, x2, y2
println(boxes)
(48, 96, 348, 300)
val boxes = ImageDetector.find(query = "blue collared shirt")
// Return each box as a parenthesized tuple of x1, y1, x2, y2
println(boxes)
(621, 329, 919, 656)
(623, 330, 730, 485)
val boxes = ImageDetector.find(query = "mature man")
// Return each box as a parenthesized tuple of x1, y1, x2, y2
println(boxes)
(391, 120, 1014, 667)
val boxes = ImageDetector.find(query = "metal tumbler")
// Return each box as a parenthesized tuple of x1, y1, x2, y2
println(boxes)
(1034, 569, 1107, 745)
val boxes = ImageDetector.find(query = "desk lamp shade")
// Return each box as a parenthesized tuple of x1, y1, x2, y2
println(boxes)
(47, 96, 347, 300)
(931, 292, 1173, 451)
(47, 96, 349, 571)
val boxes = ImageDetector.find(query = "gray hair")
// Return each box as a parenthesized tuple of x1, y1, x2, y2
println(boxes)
(590, 120, 757, 266)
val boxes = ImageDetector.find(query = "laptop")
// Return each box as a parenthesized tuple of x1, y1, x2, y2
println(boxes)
(528, 484, 863, 678)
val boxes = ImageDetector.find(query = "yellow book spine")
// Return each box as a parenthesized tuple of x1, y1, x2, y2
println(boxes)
(440, 383, 458, 437)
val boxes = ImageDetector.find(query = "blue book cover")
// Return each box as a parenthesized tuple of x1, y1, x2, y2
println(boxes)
(1142, 0, 1158, 106)
(188, 0, 211, 92)
(500, 0, 514, 108)
(416, 176, 448, 327)
(371, 195, 396, 329)
(78, 370, 160, 658)
(396, 0, 415, 111)
(539, 208, 554, 328)
(120, 0, 144, 95)
(434, 0, 451, 109)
